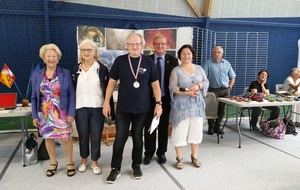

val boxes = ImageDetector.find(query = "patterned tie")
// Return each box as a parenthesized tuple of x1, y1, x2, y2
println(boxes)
(156, 57, 162, 84)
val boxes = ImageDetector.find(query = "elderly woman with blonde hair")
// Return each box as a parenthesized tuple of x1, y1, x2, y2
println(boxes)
(31, 43, 76, 177)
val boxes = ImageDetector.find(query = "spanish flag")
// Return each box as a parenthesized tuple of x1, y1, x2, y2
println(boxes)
(0, 63, 16, 88)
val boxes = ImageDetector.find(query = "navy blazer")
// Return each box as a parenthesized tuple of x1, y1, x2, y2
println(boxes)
(31, 66, 76, 119)
(149, 53, 179, 99)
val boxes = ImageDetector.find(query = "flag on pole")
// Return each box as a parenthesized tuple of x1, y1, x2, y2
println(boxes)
(0, 63, 16, 88)
(30, 63, 41, 82)
(25, 63, 41, 98)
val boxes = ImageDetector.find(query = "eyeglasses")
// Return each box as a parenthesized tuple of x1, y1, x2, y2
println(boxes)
(153, 42, 167, 46)
(127, 43, 142, 47)
(80, 48, 94, 53)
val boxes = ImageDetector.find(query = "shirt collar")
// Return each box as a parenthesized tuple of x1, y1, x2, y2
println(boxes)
(212, 58, 224, 64)
(155, 54, 165, 61)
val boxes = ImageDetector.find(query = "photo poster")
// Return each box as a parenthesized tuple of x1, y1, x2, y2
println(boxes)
(76, 26, 193, 68)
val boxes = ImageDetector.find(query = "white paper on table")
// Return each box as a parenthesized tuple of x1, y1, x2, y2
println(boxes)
(148, 116, 160, 134)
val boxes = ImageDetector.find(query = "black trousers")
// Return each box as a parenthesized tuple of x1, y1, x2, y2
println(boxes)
(144, 96, 170, 157)
(250, 106, 280, 127)
(110, 111, 148, 169)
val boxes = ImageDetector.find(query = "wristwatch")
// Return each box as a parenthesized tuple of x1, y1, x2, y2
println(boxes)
(155, 101, 162, 105)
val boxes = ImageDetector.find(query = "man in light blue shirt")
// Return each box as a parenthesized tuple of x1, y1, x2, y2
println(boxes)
(203, 46, 236, 135)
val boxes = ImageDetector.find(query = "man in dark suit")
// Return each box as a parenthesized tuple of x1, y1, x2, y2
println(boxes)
(144, 34, 179, 165)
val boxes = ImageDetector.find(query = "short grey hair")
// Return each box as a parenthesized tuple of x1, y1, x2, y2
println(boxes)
(126, 32, 145, 46)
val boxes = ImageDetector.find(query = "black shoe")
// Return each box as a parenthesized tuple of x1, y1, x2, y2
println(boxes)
(157, 154, 167, 164)
(251, 125, 260, 131)
(132, 164, 142, 179)
(208, 126, 214, 135)
(143, 156, 152, 165)
(214, 127, 225, 134)
(106, 168, 121, 184)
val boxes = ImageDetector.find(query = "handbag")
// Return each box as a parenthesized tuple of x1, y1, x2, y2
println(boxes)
(283, 118, 298, 136)
(25, 133, 38, 165)
(260, 118, 285, 139)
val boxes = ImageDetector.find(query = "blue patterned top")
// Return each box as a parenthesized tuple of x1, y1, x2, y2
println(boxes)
(169, 65, 209, 128)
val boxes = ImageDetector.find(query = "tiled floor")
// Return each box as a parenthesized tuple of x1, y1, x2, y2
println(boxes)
(1, 119, 300, 190)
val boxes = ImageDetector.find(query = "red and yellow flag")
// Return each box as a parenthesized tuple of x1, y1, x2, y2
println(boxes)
(0, 63, 16, 88)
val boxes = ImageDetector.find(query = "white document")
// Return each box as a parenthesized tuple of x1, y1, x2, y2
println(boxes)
(148, 116, 160, 134)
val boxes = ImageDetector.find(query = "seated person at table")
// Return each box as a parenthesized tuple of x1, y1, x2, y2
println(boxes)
(282, 67, 300, 95)
(282, 68, 300, 123)
(249, 69, 280, 131)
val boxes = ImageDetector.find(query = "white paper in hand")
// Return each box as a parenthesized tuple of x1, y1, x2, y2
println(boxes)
(148, 116, 160, 134)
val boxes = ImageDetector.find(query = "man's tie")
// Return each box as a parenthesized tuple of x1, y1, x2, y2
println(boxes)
(156, 57, 162, 84)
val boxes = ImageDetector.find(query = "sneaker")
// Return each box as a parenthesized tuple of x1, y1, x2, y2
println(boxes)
(106, 168, 121, 184)
(132, 165, 142, 179)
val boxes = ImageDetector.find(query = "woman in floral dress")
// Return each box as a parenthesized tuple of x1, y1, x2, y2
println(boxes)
(31, 44, 76, 177)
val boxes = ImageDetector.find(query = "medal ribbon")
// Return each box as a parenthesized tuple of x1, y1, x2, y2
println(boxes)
(128, 54, 142, 81)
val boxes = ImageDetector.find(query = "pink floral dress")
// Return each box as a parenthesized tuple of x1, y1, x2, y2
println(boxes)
(38, 72, 72, 139)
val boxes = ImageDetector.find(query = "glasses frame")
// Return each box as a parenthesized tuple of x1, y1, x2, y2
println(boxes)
(153, 42, 167, 46)
(80, 48, 94, 53)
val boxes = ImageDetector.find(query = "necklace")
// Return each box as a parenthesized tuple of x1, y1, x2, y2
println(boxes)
(181, 64, 195, 76)
(181, 64, 196, 83)
(82, 62, 92, 71)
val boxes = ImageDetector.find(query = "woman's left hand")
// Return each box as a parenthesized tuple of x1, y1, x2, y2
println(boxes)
(191, 83, 201, 92)
(66, 116, 75, 124)
(186, 88, 199, 97)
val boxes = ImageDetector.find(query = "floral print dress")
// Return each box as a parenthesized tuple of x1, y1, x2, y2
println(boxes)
(38, 72, 72, 139)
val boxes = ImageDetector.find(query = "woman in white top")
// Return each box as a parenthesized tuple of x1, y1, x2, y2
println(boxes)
(72, 39, 113, 175)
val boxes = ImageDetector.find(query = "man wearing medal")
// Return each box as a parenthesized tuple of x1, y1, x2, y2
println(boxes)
(103, 32, 162, 184)
(143, 34, 179, 165)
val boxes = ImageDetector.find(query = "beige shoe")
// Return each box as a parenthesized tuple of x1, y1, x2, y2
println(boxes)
(191, 155, 201, 168)
(91, 165, 102, 175)
(78, 163, 87, 172)
(176, 157, 183, 170)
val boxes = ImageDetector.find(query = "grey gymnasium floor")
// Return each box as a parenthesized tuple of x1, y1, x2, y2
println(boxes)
(1, 118, 300, 190)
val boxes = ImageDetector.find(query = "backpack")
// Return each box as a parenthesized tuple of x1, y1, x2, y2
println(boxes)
(283, 118, 298, 136)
